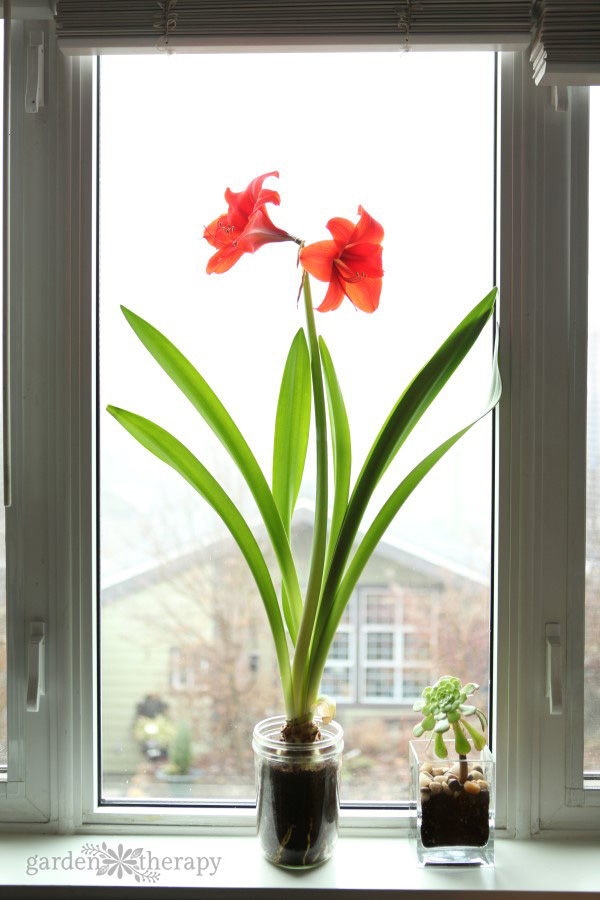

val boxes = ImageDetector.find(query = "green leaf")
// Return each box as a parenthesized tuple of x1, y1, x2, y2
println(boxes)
(413, 723, 425, 738)
(475, 709, 488, 732)
(434, 732, 448, 759)
(272, 330, 311, 640)
(452, 722, 471, 756)
(463, 682, 478, 696)
(421, 714, 435, 731)
(291, 277, 329, 716)
(306, 318, 501, 707)
(321, 289, 497, 612)
(463, 720, 487, 751)
(319, 336, 351, 575)
(447, 709, 461, 723)
(273, 329, 311, 533)
(119, 306, 303, 642)
(460, 704, 477, 715)
(434, 718, 450, 733)
(106, 405, 294, 716)
(413, 699, 426, 712)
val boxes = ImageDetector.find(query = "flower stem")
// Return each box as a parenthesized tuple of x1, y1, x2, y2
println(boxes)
(291, 273, 328, 719)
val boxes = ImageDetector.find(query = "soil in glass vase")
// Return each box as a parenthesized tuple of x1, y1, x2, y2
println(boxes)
(253, 716, 343, 868)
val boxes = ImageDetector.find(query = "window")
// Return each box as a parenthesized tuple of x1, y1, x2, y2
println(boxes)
(98, 49, 494, 808)
(0, 11, 597, 841)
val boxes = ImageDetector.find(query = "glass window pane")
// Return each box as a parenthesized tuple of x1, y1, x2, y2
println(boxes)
(99, 50, 494, 805)
(585, 85, 600, 779)
(365, 669, 395, 699)
(321, 668, 353, 700)
(402, 669, 431, 700)
(365, 593, 396, 626)
(366, 632, 395, 661)
(329, 633, 350, 661)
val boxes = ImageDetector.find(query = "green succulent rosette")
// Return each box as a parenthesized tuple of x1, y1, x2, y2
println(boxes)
(412, 675, 487, 759)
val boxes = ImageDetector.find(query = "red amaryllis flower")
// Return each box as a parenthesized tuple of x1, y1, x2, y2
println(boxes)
(299, 206, 384, 313)
(203, 171, 293, 274)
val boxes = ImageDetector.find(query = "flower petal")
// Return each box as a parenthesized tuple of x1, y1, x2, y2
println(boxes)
(341, 243, 383, 278)
(350, 206, 384, 246)
(206, 244, 245, 275)
(236, 207, 292, 253)
(343, 276, 382, 313)
(203, 214, 237, 249)
(326, 216, 355, 248)
(316, 271, 345, 312)
(224, 171, 280, 231)
(299, 240, 337, 282)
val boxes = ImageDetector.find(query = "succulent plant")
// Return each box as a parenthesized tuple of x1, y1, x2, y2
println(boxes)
(412, 675, 487, 759)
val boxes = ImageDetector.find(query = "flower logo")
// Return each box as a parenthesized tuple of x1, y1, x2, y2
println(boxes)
(81, 843, 160, 883)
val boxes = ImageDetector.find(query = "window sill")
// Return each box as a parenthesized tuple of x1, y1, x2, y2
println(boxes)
(0, 833, 599, 898)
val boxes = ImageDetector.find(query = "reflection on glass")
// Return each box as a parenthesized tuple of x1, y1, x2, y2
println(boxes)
(99, 51, 494, 803)
(585, 87, 600, 777)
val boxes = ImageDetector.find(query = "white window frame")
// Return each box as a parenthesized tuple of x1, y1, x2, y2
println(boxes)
(0, 13, 57, 827)
(0, 18, 597, 839)
(496, 52, 599, 835)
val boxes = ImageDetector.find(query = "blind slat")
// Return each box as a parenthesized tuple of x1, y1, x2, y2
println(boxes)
(532, 0, 600, 85)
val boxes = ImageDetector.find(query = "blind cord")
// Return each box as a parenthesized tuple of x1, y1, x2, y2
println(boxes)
(154, 0, 178, 52)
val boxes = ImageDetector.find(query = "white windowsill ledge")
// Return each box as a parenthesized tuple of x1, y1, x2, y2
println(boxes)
(1, 834, 600, 898)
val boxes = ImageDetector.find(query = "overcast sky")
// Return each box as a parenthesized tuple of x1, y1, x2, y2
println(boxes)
(99, 50, 496, 581)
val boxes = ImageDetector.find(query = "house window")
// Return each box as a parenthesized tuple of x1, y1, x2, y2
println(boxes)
(98, 47, 495, 809)
(365, 668, 395, 699)
(169, 648, 196, 692)
(366, 632, 395, 661)
(365, 593, 396, 626)
(356, 589, 434, 704)
(402, 669, 432, 700)
(322, 594, 357, 703)
(329, 632, 351, 661)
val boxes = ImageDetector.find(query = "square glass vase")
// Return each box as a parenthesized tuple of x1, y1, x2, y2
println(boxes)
(409, 740, 494, 867)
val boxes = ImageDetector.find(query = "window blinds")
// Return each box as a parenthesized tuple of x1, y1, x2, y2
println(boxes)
(54, 0, 600, 86)
(531, 1, 600, 85)
(54, 1, 532, 47)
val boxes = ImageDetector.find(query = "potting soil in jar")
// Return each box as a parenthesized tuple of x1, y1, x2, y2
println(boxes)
(256, 755, 339, 867)
(419, 761, 490, 848)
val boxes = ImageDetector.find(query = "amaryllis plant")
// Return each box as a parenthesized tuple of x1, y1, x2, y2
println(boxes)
(107, 172, 501, 743)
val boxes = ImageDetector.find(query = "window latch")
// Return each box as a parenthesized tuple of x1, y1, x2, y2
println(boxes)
(545, 622, 563, 715)
(25, 30, 44, 115)
(26, 619, 46, 712)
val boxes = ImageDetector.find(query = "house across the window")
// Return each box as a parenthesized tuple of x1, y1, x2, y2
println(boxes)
(100, 505, 489, 804)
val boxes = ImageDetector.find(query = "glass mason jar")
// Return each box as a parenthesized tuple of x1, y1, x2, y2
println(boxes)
(253, 716, 344, 869)
(409, 740, 495, 866)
